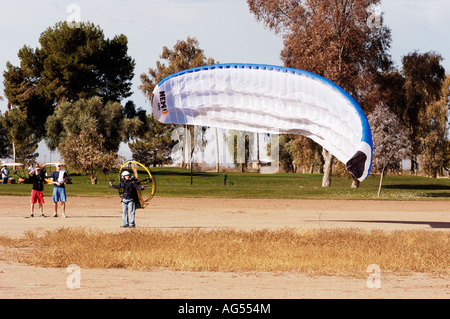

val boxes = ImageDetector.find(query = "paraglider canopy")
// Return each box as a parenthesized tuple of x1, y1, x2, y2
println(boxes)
(151, 63, 372, 181)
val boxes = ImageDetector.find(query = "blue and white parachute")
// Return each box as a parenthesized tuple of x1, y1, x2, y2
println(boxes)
(151, 63, 372, 181)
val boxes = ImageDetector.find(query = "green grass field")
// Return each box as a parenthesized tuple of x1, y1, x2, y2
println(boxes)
(1, 167, 449, 200)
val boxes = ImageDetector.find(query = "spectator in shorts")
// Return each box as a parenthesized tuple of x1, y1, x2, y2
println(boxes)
(29, 165, 46, 217)
(51, 163, 68, 218)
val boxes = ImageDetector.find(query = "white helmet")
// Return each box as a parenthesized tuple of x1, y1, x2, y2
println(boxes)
(122, 170, 130, 177)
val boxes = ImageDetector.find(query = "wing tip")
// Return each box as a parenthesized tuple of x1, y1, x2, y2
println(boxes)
(346, 142, 372, 182)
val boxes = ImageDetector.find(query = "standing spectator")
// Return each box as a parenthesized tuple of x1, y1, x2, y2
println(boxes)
(29, 165, 46, 217)
(51, 163, 68, 218)
(1, 164, 9, 184)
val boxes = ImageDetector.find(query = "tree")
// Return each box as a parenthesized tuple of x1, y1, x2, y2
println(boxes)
(418, 74, 449, 177)
(45, 96, 141, 153)
(374, 69, 406, 120)
(444, 141, 450, 174)
(288, 135, 323, 173)
(248, 0, 392, 187)
(277, 134, 296, 172)
(139, 37, 216, 168)
(129, 115, 176, 167)
(0, 115, 10, 159)
(3, 21, 135, 139)
(0, 96, 11, 159)
(368, 103, 410, 197)
(140, 37, 215, 98)
(225, 130, 256, 172)
(401, 51, 446, 173)
(59, 127, 118, 183)
(0, 106, 39, 163)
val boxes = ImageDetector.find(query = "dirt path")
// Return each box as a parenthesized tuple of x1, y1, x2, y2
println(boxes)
(0, 195, 449, 299)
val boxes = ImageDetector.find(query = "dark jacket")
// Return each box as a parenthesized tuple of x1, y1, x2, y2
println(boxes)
(110, 179, 144, 201)
(29, 171, 46, 191)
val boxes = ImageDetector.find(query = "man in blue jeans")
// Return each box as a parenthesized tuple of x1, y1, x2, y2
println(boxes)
(109, 170, 147, 228)
(50, 163, 68, 218)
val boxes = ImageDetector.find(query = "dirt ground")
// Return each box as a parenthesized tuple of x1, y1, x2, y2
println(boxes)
(0, 195, 449, 299)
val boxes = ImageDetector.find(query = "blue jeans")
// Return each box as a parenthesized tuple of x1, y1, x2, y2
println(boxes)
(52, 187, 67, 202)
(122, 199, 136, 227)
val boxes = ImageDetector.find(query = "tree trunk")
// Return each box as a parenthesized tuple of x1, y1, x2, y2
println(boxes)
(410, 155, 415, 175)
(377, 165, 386, 197)
(215, 127, 219, 173)
(322, 148, 333, 187)
(256, 133, 260, 173)
(12, 141, 16, 163)
(185, 125, 190, 169)
(177, 127, 185, 168)
(351, 175, 360, 188)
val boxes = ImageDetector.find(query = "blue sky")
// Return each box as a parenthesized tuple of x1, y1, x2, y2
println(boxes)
(1, 0, 449, 161)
